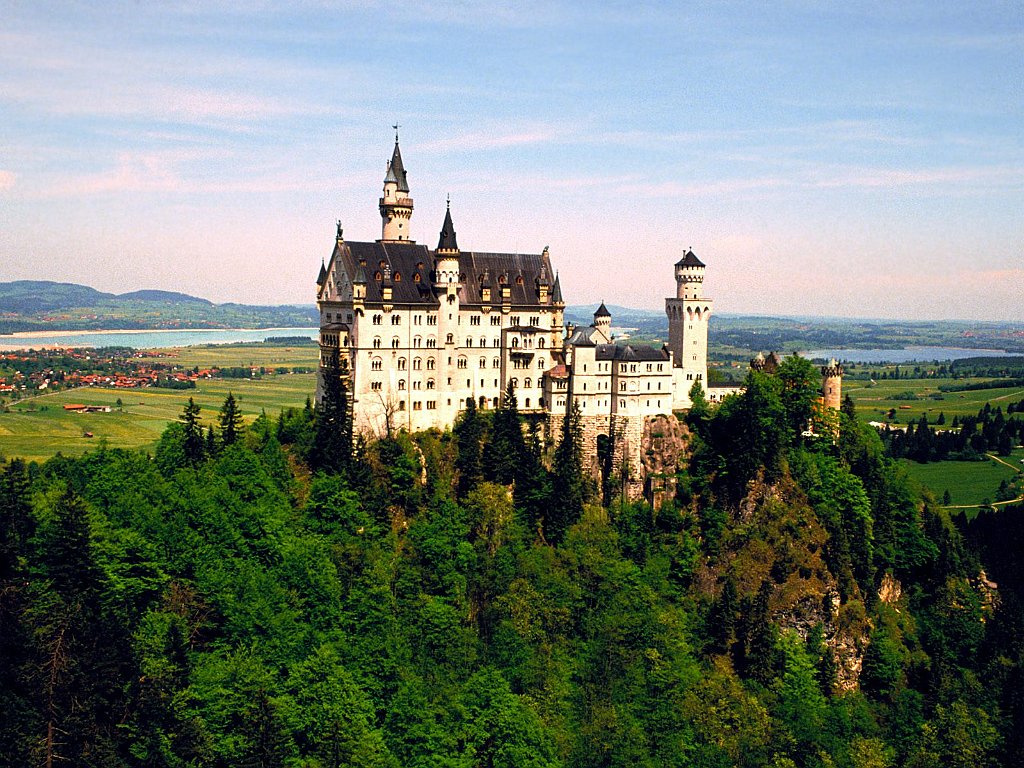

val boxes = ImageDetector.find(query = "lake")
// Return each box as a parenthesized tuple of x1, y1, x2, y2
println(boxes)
(801, 346, 1024, 364)
(0, 327, 318, 350)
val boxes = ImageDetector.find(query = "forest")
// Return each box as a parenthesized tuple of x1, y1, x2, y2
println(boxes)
(2, 355, 1023, 767)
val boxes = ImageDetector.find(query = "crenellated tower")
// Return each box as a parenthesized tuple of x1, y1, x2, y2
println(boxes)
(821, 358, 843, 410)
(379, 131, 414, 242)
(667, 249, 713, 408)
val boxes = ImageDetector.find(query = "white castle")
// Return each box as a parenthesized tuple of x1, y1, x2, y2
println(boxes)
(316, 135, 835, 490)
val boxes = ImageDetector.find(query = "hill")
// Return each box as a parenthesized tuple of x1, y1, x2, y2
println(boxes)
(0, 280, 317, 333)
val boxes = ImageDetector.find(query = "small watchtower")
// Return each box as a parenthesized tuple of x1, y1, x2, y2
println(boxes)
(821, 358, 843, 410)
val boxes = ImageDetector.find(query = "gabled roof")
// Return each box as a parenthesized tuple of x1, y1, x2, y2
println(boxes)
(329, 240, 557, 308)
(675, 249, 705, 268)
(594, 301, 611, 318)
(437, 203, 459, 252)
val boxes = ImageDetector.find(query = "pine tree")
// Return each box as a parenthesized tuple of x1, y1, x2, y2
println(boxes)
(454, 397, 483, 498)
(483, 381, 526, 485)
(219, 391, 244, 446)
(548, 401, 585, 544)
(309, 352, 351, 475)
(179, 398, 205, 465)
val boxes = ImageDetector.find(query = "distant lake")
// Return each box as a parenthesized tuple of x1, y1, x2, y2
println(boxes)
(801, 346, 1024, 364)
(0, 327, 318, 350)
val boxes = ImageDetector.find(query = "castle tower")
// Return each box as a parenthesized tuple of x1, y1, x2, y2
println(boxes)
(435, 200, 463, 421)
(667, 249, 713, 408)
(379, 131, 414, 242)
(821, 358, 843, 410)
(593, 301, 612, 343)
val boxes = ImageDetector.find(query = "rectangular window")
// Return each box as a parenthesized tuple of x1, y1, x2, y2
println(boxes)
(491, 316, 500, 326)
(470, 316, 480, 326)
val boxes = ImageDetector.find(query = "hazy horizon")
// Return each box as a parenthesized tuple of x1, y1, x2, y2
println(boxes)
(1, 2, 1021, 321)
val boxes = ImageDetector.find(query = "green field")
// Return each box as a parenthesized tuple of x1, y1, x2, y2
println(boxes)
(902, 449, 1024, 509)
(0, 348, 316, 463)
(847, 377, 1024, 425)
(151, 343, 320, 370)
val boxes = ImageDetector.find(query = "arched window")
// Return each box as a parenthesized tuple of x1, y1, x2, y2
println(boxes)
(446, 333, 454, 345)
(398, 379, 406, 390)
(524, 377, 531, 389)
(371, 357, 382, 371)
(458, 357, 467, 369)
(512, 338, 519, 348)
(372, 314, 382, 325)
(538, 337, 546, 348)
(391, 337, 400, 348)
(510, 378, 518, 389)
(426, 378, 435, 389)
(493, 337, 500, 347)
(426, 336, 436, 348)
(398, 357, 407, 370)
(413, 357, 422, 370)
(525, 398, 531, 408)
(426, 357, 435, 370)
(492, 357, 500, 369)
(391, 314, 401, 325)
(393, 272, 401, 282)
(413, 335, 422, 348)
(479, 357, 486, 368)
(538, 358, 545, 369)
(372, 337, 381, 349)
(466, 338, 473, 347)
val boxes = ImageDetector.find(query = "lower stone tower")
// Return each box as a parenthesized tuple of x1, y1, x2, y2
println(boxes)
(821, 358, 843, 410)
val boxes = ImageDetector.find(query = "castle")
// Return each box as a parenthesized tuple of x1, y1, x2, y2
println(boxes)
(316, 135, 840, 491)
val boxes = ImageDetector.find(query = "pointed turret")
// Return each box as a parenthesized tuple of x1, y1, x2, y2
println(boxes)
(593, 301, 612, 342)
(389, 137, 409, 193)
(316, 260, 327, 286)
(552, 272, 564, 304)
(437, 199, 459, 253)
(380, 130, 414, 241)
(594, 301, 611, 318)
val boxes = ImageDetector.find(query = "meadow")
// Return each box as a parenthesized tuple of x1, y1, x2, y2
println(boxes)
(0, 345, 316, 462)
(902, 450, 1024, 509)
(845, 377, 1024, 424)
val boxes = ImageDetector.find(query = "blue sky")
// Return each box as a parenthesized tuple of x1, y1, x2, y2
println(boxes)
(1, 1, 1022, 320)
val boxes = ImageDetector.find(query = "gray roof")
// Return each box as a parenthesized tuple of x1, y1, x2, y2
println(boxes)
(316, 262, 327, 285)
(566, 328, 596, 347)
(595, 343, 669, 362)
(594, 301, 611, 318)
(330, 240, 557, 308)
(675, 249, 705, 268)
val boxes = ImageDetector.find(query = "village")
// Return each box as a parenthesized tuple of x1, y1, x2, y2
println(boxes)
(0, 346, 309, 401)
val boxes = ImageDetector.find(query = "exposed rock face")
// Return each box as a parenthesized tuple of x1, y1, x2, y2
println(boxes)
(640, 414, 690, 507)
(702, 470, 868, 691)
(878, 572, 903, 607)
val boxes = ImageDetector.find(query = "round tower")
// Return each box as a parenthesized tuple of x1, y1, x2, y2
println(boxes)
(821, 358, 843, 410)
(674, 249, 705, 299)
(379, 131, 414, 242)
(593, 301, 611, 342)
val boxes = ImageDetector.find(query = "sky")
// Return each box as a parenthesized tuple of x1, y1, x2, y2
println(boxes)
(1, 1, 1022, 321)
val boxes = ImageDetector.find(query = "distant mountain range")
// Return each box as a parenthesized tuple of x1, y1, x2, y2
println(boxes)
(0, 281, 317, 334)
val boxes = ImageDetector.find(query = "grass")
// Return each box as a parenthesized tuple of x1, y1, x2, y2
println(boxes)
(902, 448, 1024, 508)
(151, 343, 320, 370)
(847, 377, 1024, 425)
(0, 346, 317, 463)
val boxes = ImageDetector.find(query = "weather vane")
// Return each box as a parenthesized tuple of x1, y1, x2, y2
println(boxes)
(393, 123, 400, 142)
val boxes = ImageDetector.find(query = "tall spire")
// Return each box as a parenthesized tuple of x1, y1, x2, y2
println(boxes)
(437, 196, 459, 252)
(552, 272, 564, 303)
(389, 132, 409, 194)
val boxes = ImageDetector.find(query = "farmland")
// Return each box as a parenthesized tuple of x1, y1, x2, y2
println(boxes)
(0, 345, 317, 462)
